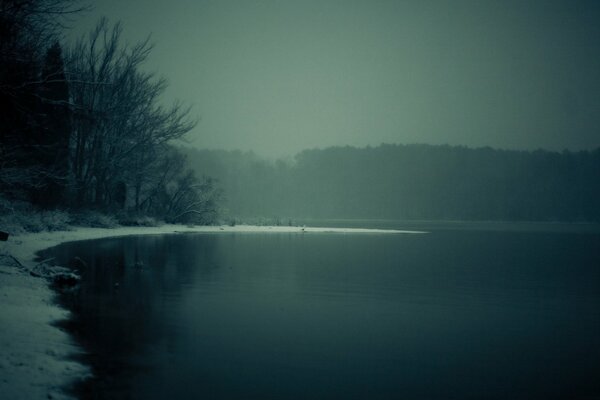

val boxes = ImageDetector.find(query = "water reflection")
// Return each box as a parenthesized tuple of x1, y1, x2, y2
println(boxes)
(48, 234, 220, 398)
(44, 228, 600, 399)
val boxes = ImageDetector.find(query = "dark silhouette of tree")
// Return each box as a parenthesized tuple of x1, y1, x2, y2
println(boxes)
(67, 18, 196, 209)
(30, 41, 71, 207)
(0, 0, 83, 199)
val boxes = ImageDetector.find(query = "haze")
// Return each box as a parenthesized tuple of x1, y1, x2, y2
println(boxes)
(71, 0, 600, 157)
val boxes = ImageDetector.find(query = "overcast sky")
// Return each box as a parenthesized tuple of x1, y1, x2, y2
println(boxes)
(70, 0, 600, 157)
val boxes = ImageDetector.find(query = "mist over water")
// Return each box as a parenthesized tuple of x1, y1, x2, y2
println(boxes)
(45, 222, 600, 399)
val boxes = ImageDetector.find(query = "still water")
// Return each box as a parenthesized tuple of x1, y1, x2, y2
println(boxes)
(44, 223, 600, 399)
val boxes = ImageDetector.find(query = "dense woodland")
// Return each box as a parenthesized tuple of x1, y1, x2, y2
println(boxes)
(0, 1, 220, 228)
(183, 144, 600, 222)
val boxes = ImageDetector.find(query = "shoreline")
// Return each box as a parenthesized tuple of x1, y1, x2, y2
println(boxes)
(0, 224, 421, 399)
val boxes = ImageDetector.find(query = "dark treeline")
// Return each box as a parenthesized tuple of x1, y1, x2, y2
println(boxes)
(0, 1, 219, 226)
(183, 144, 600, 222)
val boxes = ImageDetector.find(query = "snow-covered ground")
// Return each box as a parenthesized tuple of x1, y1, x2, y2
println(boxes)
(0, 224, 424, 399)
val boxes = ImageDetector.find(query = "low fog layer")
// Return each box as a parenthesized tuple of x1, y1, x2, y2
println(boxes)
(182, 144, 600, 222)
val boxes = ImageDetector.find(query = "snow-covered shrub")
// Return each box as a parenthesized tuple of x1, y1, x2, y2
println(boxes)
(0, 198, 43, 233)
(117, 213, 162, 227)
(40, 211, 71, 231)
(70, 211, 118, 228)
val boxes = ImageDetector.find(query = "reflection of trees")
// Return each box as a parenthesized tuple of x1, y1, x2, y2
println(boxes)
(48, 234, 218, 398)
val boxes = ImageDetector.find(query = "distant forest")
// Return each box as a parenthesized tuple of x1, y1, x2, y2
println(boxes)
(182, 144, 600, 222)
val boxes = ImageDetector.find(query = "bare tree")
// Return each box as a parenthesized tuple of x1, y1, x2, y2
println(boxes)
(135, 147, 221, 224)
(66, 18, 196, 208)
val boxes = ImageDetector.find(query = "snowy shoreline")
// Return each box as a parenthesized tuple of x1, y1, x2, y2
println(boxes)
(0, 224, 423, 399)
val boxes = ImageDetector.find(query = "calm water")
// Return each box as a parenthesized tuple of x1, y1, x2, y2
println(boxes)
(44, 223, 600, 399)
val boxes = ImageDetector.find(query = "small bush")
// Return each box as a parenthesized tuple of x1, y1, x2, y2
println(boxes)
(0, 212, 34, 234)
(0, 198, 58, 233)
(70, 211, 118, 228)
(117, 213, 162, 227)
(41, 210, 71, 231)
(0, 210, 71, 234)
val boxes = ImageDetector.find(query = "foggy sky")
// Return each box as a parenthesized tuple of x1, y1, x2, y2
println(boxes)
(70, 0, 600, 157)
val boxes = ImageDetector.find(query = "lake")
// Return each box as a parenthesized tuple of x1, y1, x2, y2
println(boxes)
(43, 222, 600, 399)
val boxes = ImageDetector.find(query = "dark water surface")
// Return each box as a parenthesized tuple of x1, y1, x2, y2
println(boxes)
(43, 223, 600, 399)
